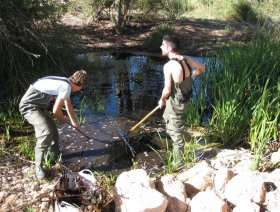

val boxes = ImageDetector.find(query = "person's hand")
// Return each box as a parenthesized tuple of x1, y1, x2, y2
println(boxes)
(72, 122, 80, 131)
(192, 70, 199, 77)
(158, 99, 166, 109)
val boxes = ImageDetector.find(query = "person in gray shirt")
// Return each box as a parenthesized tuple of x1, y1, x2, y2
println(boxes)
(19, 70, 88, 179)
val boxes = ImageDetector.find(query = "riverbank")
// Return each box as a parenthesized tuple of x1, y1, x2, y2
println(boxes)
(60, 14, 247, 57)
(1, 14, 278, 211)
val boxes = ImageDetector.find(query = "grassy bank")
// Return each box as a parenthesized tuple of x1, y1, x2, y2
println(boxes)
(187, 38, 280, 170)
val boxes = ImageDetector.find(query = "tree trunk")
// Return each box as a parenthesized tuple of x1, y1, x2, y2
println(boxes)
(115, 0, 123, 34)
(114, 0, 133, 34)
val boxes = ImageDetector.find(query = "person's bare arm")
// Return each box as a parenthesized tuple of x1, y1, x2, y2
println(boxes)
(64, 98, 80, 129)
(185, 56, 206, 77)
(52, 96, 80, 130)
(52, 97, 68, 123)
(159, 64, 172, 108)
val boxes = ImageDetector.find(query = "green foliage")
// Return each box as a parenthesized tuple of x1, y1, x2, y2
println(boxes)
(144, 24, 177, 52)
(94, 171, 116, 191)
(20, 139, 35, 161)
(182, 137, 197, 165)
(43, 151, 62, 169)
(151, 133, 197, 174)
(201, 38, 280, 157)
(150, 134, 174, 174)
(77, 96, 87, 125)
(160, 0, 190, 19)
(23, 206, 35, 212)
(229, 1, 261, 24)
(82, 91, 106, 114)
(0, 0, 68, 106)
(134, 0, 162, 14)
(198, 0, 214, 7)
(67, 0, 113, 20)
(185, 58, 215, 127)
(250, 80, 280, 170)
(184, 101, 201, 126)
(0, 114, 10, 144)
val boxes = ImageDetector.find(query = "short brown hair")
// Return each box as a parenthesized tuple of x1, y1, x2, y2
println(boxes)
(70, 69, 88, 86)
(163, 35, 180, 52)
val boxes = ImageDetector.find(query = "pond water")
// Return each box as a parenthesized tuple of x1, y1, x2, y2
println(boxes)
(60, 51, 208, 175)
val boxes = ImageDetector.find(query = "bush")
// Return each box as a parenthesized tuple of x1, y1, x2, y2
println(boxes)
(143, 24, 178, 52)
(229, 1, 260, 24)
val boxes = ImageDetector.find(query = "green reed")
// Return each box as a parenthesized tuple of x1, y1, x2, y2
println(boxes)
(184, 100, 202, 126)
(19, 138, 35, 161)
(182, 137, 197, 166)
(151, 133, 198, 174)
(1, 99, 27, 150)
(150, 134, 173, 174)
(94, 171, 116, 191)
(250, 79, 280, 169)
(202, 38, 279, 166)
(77, 95, 87, 125)
(185, 57, 217, 127)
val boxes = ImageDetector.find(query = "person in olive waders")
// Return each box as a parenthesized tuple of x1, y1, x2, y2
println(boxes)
(19, 70, 88, 179)
(158, 35, 205, 168)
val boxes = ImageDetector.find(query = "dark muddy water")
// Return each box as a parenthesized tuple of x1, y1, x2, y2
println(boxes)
(60, 51, 207, 175)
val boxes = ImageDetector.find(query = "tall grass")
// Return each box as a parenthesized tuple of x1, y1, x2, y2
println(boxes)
(203, 38, 279, 168)
(250, 79, 280, 169)
(151, 134, 197, 174)
(19, 138, 35, 161)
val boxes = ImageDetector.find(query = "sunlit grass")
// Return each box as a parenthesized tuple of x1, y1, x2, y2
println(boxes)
(200, 38, 280, 169)
(19, 138, 35, 161)
(94, 171, 116, 191)
(150, 133, 198, 174)
(250, 80, 280, 170)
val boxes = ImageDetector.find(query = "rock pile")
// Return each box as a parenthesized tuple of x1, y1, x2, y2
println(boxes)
(114, 149, 280, 212)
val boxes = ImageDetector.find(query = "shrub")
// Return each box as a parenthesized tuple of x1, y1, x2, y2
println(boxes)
(229, 1, 260, 24)
(143, 24, 178, 52)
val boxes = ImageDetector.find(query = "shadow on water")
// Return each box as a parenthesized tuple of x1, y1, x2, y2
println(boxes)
(60, 51, 209, 175)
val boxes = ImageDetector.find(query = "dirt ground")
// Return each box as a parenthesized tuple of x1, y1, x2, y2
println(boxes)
(0, 15, 248, 211)
(61, 14, 246, 56)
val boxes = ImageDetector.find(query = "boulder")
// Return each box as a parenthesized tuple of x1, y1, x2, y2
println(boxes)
(114, 169, 168, 212)
(189, 190, 229, 212)
(157, 174, 188, 212)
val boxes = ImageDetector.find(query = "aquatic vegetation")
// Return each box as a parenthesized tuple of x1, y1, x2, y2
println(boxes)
(151, 133, 198, 174)
(201, 38, 280, 169)
(149, 134, 174, 174)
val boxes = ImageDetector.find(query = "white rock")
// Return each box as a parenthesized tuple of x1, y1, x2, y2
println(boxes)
(224, 171, 266, 205)
(233, 200, 259, 212)
(114, 169, 168, 212)
(177, 161, 214, 193)
(157, 174, 188, 212)
(213, 168, 235, 198)
(271, 149, 280, 163)
(190, 190, 229, 212)
(177, 161, 214, 182)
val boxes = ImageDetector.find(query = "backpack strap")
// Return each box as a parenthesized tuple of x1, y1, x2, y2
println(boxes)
(33, 76, 70, 85)
(170, 58, 192, 80)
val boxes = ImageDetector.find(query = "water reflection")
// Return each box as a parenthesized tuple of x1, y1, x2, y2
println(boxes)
(76, 52, 207, 116)
(63, 52, 209, 174)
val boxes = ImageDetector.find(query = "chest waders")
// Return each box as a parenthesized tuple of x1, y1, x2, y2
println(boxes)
(19, 77, 69, 179)
(163, 58, 193, 166)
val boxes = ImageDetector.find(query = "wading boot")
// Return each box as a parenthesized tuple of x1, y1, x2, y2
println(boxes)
(172, 145, 184, 171)
(36, 166, 46, 180)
